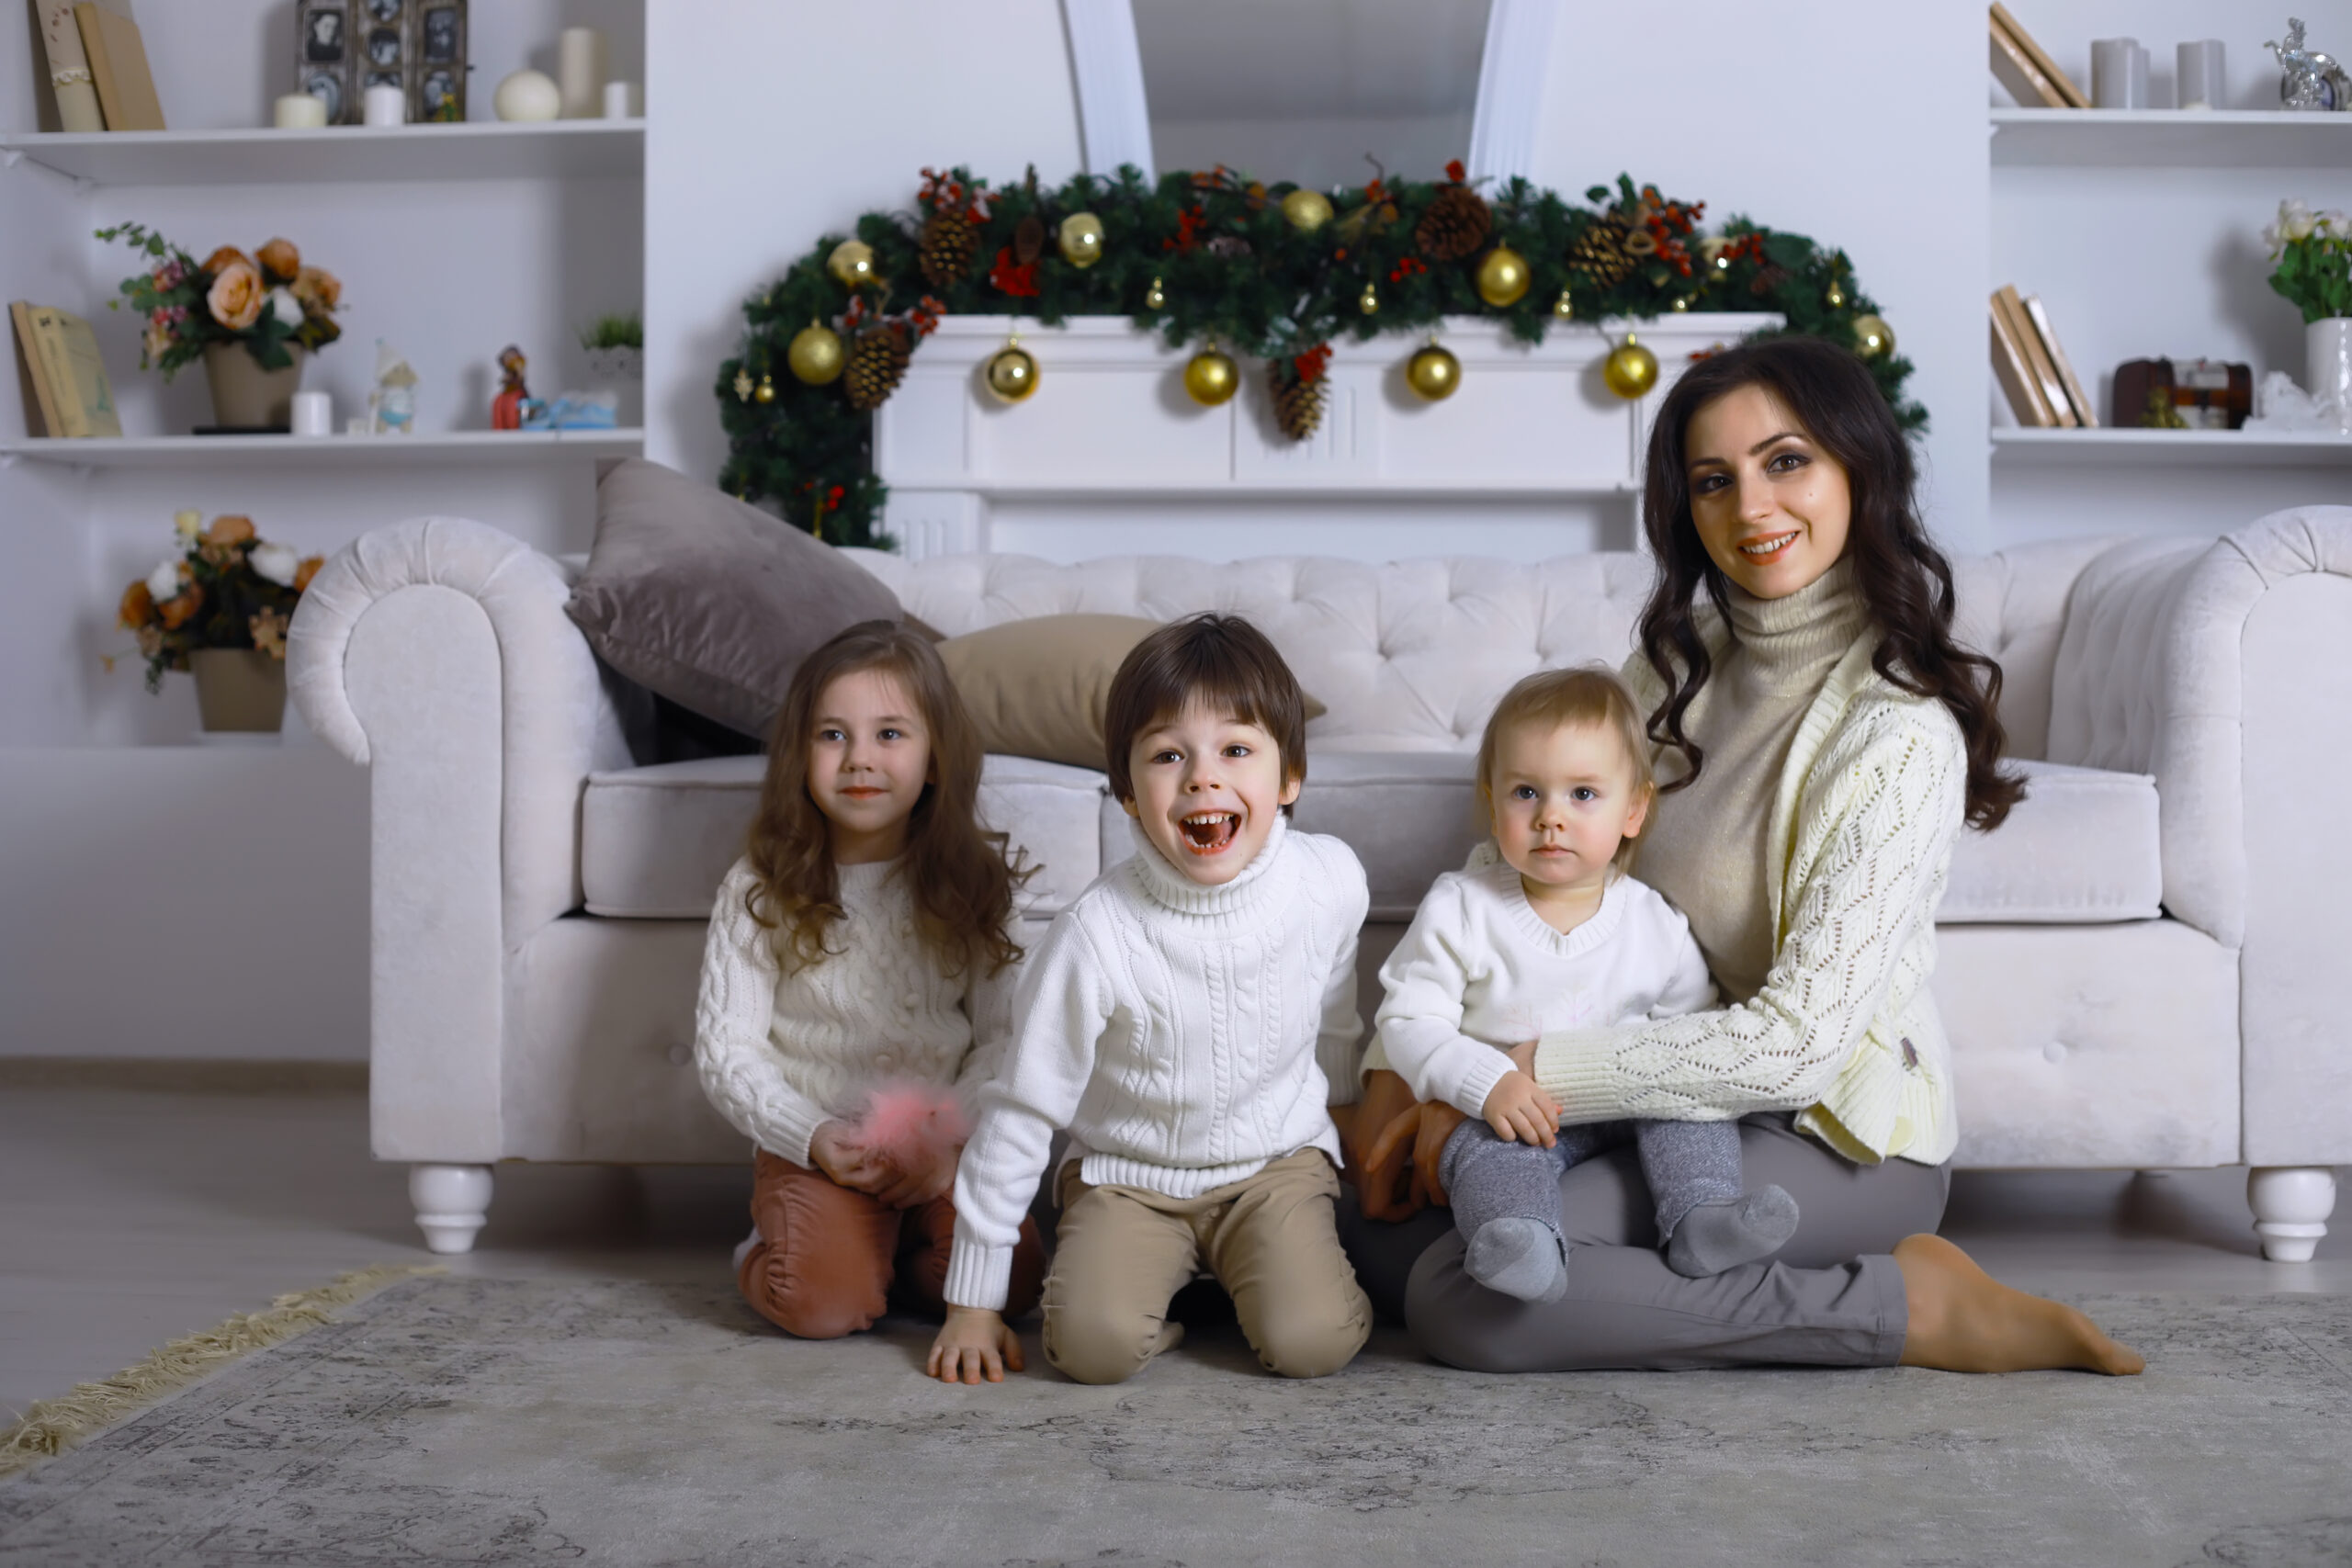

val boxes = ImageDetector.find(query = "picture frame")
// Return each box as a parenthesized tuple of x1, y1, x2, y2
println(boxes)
(295, 1, 351, 124)
(412, 0, 467, 121)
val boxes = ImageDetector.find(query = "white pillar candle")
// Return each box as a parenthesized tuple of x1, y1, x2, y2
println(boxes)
(274, 92, 328, 129)
(2177, 39, 2226, 110)
(363, 83, 405, 127)
(557, 28, 607, 119)
(602, 80, 640, 118)
(290, 390, 333, 436)
(2090, 38, 2149, 109)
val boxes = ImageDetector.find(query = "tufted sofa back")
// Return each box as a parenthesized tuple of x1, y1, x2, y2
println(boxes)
(847, 536, 2122, 761)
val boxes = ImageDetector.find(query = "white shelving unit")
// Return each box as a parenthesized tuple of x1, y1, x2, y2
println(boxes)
(1992, 427, 2352, 466)
(0, 429, 646, 469)
(1991, 107, 2352, 168)
(0, 119, 644, 186)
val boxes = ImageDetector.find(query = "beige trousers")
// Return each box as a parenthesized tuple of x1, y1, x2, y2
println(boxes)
(1043, 1148, 1371, 1384)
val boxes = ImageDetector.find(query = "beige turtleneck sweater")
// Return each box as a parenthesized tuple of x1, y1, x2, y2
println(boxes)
(1636, 559, 1871, 1004)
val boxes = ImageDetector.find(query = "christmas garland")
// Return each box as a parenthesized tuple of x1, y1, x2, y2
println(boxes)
(719, 165, 1917, 546)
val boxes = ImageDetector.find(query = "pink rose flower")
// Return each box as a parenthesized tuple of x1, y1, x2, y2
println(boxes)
(206, 260, 264, 331)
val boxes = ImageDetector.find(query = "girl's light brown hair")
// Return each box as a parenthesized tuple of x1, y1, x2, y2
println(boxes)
(1476, 666, 1655, 871)
(744, 620, 1026, 978)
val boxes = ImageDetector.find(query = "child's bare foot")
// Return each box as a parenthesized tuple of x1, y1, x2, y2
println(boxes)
(1894, 1235, 2143, 1375)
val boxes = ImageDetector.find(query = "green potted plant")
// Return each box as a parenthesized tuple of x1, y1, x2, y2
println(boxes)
(2265, 198, 2352, 423)
(97, 223, 344, 431)
(579, 310, 642, 383)
(117, 511, 322, 735)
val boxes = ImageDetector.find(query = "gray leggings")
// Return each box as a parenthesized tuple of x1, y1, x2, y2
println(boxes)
(1338, 1113, 1950, 1371)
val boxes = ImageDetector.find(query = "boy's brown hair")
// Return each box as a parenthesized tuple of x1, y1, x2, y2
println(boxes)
(1103, 614, 1307, 811)
(1476, 665, 1656, 871)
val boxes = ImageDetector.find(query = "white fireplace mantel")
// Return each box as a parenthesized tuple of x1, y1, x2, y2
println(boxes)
(872, 312, 1782, 561)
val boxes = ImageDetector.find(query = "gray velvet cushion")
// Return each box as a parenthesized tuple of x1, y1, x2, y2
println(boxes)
(565, 459, 905, 739)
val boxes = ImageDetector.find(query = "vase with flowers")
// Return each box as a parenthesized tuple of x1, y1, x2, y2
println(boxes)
(96, 224, 344, 432)
(2264, 199, 2352, 427)
(118, 511, 323, 735)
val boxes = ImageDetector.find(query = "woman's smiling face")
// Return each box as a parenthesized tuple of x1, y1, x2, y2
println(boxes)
(1683, 383, 1852, 600)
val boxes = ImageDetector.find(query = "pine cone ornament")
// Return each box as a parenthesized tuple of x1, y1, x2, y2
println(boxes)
(1416, 182, 1491, 263)
(918, 209, 978, 290)
(1271, 365, 1325, 442)
(844, 323, 910, 412)
(1567, 215, 1638, 290)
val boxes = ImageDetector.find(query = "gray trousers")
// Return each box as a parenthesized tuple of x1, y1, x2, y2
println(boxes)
(1338, 1114, 1950, 1371)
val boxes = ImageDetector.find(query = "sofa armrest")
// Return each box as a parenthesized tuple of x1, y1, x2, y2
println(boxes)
(2049, 504, 2352, 1165)
(288, 516, 630, 1160)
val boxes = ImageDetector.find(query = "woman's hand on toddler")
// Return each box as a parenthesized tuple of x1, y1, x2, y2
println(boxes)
(1482, 1068, 1560, 1146)
(928, 1306, 1023, 1383)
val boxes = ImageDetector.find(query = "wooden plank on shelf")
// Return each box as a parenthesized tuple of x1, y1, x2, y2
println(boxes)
(1990, 12, 2069, 107)
(2020, 295, 2098, 428)
(1995, 285, 2075, 427)
(73, 2, 164, 130)
(1990, 4, 2086, 107)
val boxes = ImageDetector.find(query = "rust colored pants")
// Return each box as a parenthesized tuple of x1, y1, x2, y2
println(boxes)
(737, 1150, 1046, 1339)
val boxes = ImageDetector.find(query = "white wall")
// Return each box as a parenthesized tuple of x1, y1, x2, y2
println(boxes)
(643, 0, 1085, 487)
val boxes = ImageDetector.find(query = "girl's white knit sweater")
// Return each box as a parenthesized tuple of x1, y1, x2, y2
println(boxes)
(945, 814, 1370, 1312)
(693, 856, 1013, 1169)
(1375, 860, 1715, 1119)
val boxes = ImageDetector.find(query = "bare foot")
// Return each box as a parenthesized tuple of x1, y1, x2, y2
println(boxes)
(1894, 1235, 2144, 1375)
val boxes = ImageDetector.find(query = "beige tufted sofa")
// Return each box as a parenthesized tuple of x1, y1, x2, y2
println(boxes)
(288, 507, 2352, 1259)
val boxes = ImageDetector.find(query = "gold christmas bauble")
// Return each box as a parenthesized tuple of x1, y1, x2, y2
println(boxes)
(753, 374, 776, 404)
(786, 322, 844, 385)
(1473, 245, 1531, 308)
(1281, 188, 1334, 232)
(984, 341, 1038, 403)
(1182, 345, 1238, 406)
(1824, 278, 1847, 310)
(1144, 275, 1166, 310)
(1359, 280, 1379, 315)
(827, 239, 876, 288)
(1601, 335, 1658, 400)
(1553, 288, 1575, 319)
(1406, 342, 1461, 401)
(1851, 312, 1895, 359)
(1058, 211, 1105, 269)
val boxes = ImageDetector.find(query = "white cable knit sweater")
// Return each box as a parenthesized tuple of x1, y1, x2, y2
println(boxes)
(693, 856, 1013, 1169)
(944, 814, 1370, 1312)
(1374, 861, 1715, 1119)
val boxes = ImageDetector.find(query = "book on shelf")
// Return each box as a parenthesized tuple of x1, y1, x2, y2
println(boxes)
(73, 1, 165, 132)
(9, 303, 120, 439)
(1989, 4, 2086, 109)
(1990, 296, 2055, 427)
(1994, 285, 2077, 427)
(2019, 294, 2098, 428)
(32, 1, 107, 133)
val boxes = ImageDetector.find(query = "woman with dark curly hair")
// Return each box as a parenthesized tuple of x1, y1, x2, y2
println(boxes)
(1341, 336, 2143, 1375)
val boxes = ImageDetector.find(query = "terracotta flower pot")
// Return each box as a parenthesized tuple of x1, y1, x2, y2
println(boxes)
(189, 648, 287, 733)
(201, 343, 307, 431)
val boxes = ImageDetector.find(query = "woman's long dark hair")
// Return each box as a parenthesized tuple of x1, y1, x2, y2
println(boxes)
(1636, 337, 2021, 830)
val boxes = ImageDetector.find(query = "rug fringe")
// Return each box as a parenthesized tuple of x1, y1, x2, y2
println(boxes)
(0, 1262, 444, 1480)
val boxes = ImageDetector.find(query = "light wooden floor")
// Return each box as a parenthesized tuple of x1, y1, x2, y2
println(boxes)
(2, 1082, 2346, 1422)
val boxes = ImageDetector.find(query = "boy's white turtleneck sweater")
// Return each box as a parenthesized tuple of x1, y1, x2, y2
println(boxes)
(945, 813, 1370, 1312)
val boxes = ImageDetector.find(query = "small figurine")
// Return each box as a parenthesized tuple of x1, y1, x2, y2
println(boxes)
(368, 339, 418, 434)
(491, 344, 530, 431)
(2267, 18, 2350, 110)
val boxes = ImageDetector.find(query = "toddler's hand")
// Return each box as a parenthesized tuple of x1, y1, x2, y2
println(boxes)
(1481, 1069, 1560, 1147)
(927, 1305, 1023, 1384)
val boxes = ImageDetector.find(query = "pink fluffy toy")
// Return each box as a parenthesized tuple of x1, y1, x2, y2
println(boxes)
(845, 1080, 968, 1175)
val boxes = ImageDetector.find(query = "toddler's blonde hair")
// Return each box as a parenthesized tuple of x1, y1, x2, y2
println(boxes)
(1475, 666, 1656, 873)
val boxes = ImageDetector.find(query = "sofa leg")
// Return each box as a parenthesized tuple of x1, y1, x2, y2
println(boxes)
(2248, 1167, 2336, 1263)
(409, 1164, 494, 1255)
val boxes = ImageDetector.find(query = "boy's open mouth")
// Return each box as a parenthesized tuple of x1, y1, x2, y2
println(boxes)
(1179, 810, 1239, 853)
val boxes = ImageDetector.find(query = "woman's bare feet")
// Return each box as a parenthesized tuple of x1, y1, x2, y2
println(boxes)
(1894, 1235, 2144, 1375)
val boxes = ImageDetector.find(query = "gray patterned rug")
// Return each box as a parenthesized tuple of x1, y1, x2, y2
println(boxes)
(4, 1275, 2348, 1567)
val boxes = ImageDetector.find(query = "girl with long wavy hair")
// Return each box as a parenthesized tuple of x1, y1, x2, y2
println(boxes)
(1345, 336, 2144, 1378)
(694, 621, 1045, 1340)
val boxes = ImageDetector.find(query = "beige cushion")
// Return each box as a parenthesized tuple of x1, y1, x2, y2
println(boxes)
(940, 613, 1327, 771)
(565, 459, 906, 739)
(581, 752, 1106, 920)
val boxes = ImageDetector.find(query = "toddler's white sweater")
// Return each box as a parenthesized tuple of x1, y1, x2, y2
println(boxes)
(944, 814, 1369, 1311)
(1376, 858, 1715, 1119)
(693, 856, 1012, 1169)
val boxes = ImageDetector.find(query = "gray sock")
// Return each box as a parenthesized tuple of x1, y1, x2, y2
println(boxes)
(1664, 1184, 1800, 1277)
(1464, 1217, 1570, 1303)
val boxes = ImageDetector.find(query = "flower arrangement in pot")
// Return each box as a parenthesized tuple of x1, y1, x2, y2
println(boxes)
(2264, 199, 2352, 423)
(117, 511, 323, 733)
(97, 223, 344, 431)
